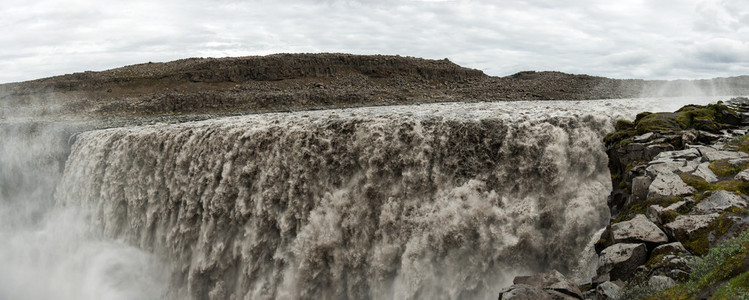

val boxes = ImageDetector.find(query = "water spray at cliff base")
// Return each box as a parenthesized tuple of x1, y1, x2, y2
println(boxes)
(0, 96, 735, 299)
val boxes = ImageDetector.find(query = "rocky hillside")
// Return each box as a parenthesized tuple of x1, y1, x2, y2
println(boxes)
(2, 53, 749, 119)
(499, 97, 749, 299)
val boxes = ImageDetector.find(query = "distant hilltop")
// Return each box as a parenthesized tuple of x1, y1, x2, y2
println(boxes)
(1, 53, 748, 118)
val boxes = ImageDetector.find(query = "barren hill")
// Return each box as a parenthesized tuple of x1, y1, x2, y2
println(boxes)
(1, 53, 748, 119)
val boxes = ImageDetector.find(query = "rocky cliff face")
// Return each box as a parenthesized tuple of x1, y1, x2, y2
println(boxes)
(3, 53, 748, 120)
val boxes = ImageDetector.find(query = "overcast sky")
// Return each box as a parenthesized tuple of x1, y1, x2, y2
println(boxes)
(1, 0, 748, 83)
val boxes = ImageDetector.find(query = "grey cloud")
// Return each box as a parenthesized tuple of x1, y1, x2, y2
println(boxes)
(1, 0, 748, 83)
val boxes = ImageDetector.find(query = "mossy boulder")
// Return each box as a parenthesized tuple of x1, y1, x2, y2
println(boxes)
(664, 212, 748, 256)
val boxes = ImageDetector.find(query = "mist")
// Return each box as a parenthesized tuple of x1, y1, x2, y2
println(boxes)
(0, 121, 170, 300)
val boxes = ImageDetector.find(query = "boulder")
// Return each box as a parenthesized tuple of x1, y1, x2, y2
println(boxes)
(691, 190, 747, 214)
(498, 284, 554, 300)
(692, 162, 719, 183)
(664, 213, 720, 242)
(735, 169, 749, 181)
(646, 199, 690, 225)
(595, 281, 621, 300)
(611, 214, 668, 244)
(651, 242, 689, 257)
(648, 173, 696, 198)
(512, 270, 583, 299)
(648, 275, 676, 290)
(652, 149, 699, 162)
(598, 243, 648, 281)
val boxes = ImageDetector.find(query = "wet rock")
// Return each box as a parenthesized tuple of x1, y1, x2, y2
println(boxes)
(512, 269, 583, 299)
(595, 281, 621, 300)
(691, 190, 747, 214)
(648, 173, 696, 198)
(598, 243, 648, 281)
(648, 275, 676, 290)
(611, 214, 668, 244)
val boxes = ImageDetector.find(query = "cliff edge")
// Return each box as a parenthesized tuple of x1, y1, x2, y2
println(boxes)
(2, 53, 748, 119)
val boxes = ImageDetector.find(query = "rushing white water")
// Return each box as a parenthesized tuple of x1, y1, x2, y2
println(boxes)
(0, 96, 731, 299)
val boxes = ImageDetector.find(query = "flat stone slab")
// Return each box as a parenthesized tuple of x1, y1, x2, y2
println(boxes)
(652, 148, 701, 162)
(692, 190, 747, 214)
(646, 161, 685, 178)
(634, 132, 655, 143)
(648, 173, 697, 198)
(702, 150, 749, 162)
(611, 214, 669, 244)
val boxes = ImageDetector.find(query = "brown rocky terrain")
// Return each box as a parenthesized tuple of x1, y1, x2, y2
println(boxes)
(1, 53, 748, 119)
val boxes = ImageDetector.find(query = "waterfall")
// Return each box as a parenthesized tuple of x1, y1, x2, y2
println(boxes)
(3, 97, 723, 299)
(56, 101, 620, 299)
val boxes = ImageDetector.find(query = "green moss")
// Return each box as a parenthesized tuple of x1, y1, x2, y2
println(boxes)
(615, 119, 635, 131)
(683, 213, 737, 256)
(604, 129, 636, 148)
(710, 160, 741, 177)
(679, 172, 713, 191)
(678, 172, 749, 194)
(661, 210, 681, 224)
(635, 113, 679, 134)
(635, 112, 653, 123)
